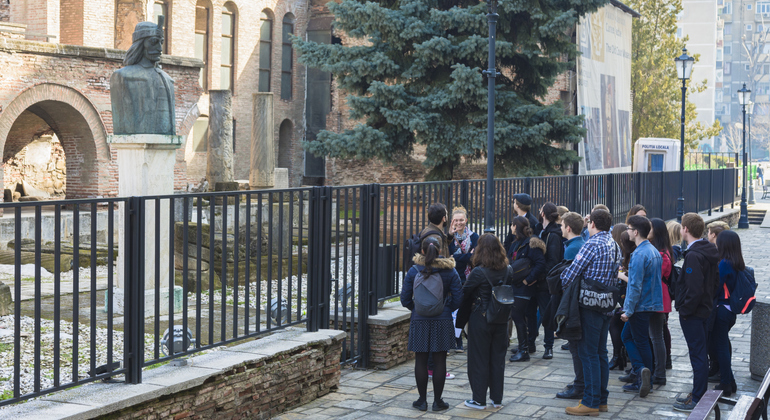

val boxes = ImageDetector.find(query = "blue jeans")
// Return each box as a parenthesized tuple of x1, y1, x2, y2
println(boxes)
(621, 312, 653, 374)
(712, 306, 736, 388)
(680, 315, 709, 402)
(577, 309, 611, 409)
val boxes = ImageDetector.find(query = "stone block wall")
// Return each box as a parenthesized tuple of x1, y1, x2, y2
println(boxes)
(3, 131, 66, 198)
(367, 303, 413, 370)
(96, 333, 342, 420)
(0, 0, 8, 22)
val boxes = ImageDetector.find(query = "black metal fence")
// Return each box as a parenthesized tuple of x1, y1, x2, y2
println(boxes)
(686, 152, 740, 170)
(0, 168, 738, 407)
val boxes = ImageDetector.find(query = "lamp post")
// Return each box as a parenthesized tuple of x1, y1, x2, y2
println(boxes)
(674, 48, 694, 222)
(748, 101, 756, 204)
(482, 0, 499, 233)
(738, 83, 751, 228)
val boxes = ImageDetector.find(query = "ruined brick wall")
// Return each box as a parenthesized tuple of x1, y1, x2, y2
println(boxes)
(104, 337, 342, 420)
(59, 0, 114, 47)
(3, 131, 66, 199)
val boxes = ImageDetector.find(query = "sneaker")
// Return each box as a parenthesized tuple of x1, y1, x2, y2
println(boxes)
(708, 372, 721, 383)
(639, 368, 651, 397)
(676, 393, 692, 403)
(622, 382, 641, 393)
(489, 401, 503, 409)
(446, 372, 456, 380)
(464, 399, 486, 410)
(561, 342, 570, 351)
(651, 375, 666, 385)
(565, 403, 600, 416)
(412, 399, 428, 411)
(432, 399, 449, 412)
(673, 396, 697, 412)
(619, 372, 637, 383)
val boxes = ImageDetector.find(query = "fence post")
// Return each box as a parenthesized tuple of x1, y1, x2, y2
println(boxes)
(605, 174, 615, 218)
(461, 179, 469, 209)
(124, 197, 144, 385)
(708, 169, 713, 216)
(570, 173, 578, 214)
(525, 177, 531, 196)
(721, 168, 725, 212)
(635, 173, 642, 207)
(695, 170, 700, 214)
(307, 186, 332, 332)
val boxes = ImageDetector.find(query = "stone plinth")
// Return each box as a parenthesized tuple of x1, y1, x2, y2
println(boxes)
(751, 301, 770, 379)
(274, 168, 289, 189)
(109, 134, 184, 315)
(206, 90, 234, 186)
(250, 93, 274, 189)
(0, 281, 11, 316)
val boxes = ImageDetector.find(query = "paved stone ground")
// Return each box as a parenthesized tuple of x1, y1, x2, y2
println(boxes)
(277, 211, 770, 420)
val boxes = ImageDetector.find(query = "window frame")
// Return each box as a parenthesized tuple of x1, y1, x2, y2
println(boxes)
(259, 10, 273, 93)
(153, 1, 169, 54)
(281, 13, 295, 101)
(221, 3, 236, 92)
(195, 3, 210, 90)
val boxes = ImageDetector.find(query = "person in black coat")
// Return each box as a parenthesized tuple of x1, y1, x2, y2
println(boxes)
(513, 193, 542, 236)
(461, 234, 512, 410)
(504, 216, 546, 362)
(527, 202, 563, 359)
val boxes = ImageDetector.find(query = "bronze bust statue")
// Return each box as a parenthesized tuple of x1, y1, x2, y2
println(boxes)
(110, 19, 175, 135)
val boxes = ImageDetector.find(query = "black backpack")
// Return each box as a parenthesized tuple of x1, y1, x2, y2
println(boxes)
(665, 264, 681, 302)
(724, 267, 757, 315)
(403, 231, 434, 271)
(483, 266, 515, 324)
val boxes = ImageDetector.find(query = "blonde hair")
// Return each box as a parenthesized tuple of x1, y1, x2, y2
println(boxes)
(666, 220, 682, 245)
(707, 221, 730, 237)
(557, 206, 569, 219)
(451, 205, 468, 221)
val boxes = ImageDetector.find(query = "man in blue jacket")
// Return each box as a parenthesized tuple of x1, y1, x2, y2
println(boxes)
(618, 216, 662, 398)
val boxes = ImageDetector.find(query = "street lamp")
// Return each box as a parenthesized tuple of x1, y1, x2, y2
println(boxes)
(482, 0, 499, 233)
(737, 83, 751, 228)
(674, 48, 694, 222)
(748, 101, 756, 204)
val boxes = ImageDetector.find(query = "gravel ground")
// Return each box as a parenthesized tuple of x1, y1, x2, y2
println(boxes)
(0, 315, 222, 399)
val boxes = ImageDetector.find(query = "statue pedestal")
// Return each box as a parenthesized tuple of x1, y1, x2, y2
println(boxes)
(108, 134, 184, 316)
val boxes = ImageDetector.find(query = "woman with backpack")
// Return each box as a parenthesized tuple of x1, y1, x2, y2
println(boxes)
(461, 234, 513, 410)
(400, 236, 463, 412)
(712, 230, 750, 396)
(504, 216, 546, 363)
(647, 218, 674, 384)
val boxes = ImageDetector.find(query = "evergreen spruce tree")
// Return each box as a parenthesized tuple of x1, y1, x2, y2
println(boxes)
(294, 0, 609, 179)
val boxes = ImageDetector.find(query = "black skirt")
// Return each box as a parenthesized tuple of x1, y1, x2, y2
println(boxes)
(408, 319, 456, 353)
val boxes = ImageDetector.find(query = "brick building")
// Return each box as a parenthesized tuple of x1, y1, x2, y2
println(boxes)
(0, 0, 318, 200)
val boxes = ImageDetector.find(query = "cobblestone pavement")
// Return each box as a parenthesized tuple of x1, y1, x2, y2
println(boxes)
(277, 222, 769, 420)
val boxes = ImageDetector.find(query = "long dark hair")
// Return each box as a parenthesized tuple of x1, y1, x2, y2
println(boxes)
(649, 218, 674, 259)
(541, 202, 559, 224)
(620, 230, 636, 270)
(421, 236, 441, 274)
(611, 223, 627, 245)
(512, 216, 532, 242)
(471, 234, 508, 271)
(717, 230, 746, 272)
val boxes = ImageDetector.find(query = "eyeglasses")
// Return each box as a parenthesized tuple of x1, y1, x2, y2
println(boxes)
(627, 227, 637, 232)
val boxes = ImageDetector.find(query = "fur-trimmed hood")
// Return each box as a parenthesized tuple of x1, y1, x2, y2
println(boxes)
(412, 254, 456, 270)
(529, 237, 546, 253)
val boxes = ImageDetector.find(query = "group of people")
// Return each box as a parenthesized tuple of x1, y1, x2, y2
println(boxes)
(400, 195, 754, 416)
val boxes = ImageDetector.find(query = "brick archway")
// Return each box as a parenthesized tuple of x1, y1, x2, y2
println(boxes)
(0, 83, 112, 199)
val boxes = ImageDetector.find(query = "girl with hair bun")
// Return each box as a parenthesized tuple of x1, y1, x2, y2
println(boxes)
(401, 237, 463, 412)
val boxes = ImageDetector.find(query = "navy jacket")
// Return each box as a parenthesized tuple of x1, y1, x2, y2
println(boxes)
(401, 254, 463, 321)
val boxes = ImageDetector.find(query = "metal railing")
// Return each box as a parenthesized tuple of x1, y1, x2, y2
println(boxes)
(0, 168, 738, 407)
(686, 152, 740, 170)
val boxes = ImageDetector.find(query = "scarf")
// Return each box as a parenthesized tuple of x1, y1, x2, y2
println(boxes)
(454, 226, 474, 277)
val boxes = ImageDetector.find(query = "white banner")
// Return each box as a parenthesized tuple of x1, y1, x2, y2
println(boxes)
(576, 4, 633, 174)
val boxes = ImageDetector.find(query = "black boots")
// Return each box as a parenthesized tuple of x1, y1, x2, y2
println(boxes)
(510, 350, 530, 362)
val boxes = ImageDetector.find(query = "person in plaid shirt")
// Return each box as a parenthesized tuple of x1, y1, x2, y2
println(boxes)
(561, 209, 621, 416)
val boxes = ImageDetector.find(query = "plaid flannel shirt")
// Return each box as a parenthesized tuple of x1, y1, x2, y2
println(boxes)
(561, 230, 620, 288)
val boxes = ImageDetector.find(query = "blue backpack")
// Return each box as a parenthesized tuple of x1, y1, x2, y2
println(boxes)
(724, 267, 757, 315)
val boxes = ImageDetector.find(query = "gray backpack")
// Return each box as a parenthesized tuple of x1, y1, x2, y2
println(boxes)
(413, 270, 445, 317)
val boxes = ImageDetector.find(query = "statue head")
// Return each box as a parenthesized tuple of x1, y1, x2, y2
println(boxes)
(124, 20, 164, 66)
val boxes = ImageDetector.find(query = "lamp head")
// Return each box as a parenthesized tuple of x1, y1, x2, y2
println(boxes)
(738, 83, 751, 105)
(748, 101, 755, 115)
(674, 48, 695, 80)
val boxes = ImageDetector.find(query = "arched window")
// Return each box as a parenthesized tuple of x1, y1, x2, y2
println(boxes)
(278, 119, 293, 168)
(221, 3, 236, 91)
(259, 10, 273, 92)
(195, 1, 210, 89)
(281, 13, 295, 100)
(153, 1, 169, 53)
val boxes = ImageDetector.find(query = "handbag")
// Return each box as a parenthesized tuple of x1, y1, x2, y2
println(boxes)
(510, 258, 532, 287)
(578, 276, 621, 312)
(546, 259, 572, 295)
